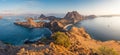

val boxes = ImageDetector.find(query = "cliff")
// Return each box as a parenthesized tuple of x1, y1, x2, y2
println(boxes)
(39, 14, 46, 19)
(64, 11, 83, 23)
(44, 20, 65, 32)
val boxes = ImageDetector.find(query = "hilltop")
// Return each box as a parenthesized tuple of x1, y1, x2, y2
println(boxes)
(0, 26, 119, 55)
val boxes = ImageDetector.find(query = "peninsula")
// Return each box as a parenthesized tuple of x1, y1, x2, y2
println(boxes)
(0, 11, 118, 55)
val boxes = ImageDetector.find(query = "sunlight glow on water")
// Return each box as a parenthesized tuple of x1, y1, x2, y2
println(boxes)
(78, 16, 120, 41)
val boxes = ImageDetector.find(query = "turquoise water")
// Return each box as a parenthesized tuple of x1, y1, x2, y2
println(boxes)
(77, 16, 120, 41)
(0, 17, 52, 45)
(1, 16, 120, 45)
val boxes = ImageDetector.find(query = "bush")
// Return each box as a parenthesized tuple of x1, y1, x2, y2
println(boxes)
(52, 32, 71, 47)
(40, 37, 48, 42)
(97, 46, 118, 55)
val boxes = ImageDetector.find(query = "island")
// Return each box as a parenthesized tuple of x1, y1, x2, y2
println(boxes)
(0, 11, 119, 55)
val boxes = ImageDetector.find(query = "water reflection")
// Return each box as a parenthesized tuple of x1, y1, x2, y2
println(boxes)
(77, 17, 120, 41)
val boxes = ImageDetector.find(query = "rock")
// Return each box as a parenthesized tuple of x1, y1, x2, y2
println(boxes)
(69, 27, 91, 39)
(47, 16, 57, 21)
(14, 18, 38, 28)
(39, 14, 46, 19)
(14, 11, 84, 29)
(47, 16, 56, 19)
(27, 18, 37, 27)
(64, 11, 83, 22)
(39, 14, 57, 21)
(14, 18, 46, 28)
(44, 20, 66, 33)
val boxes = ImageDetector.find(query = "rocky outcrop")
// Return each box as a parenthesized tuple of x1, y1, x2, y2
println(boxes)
(27, 18, 37, 27)
(64, 11, 81, 19)
(39, 14, 46, 19)
(14, 18, 46, 28)
(64, 11, 83, 23)
(39, 14, 57, 21)
(14, 18, 66, 32)
(47, 16, 56, 20)
(39, 14, 48, 20)
(14, 11, 83, 29)
(14, 11, 95, 29)
(68, 27, 91, 39)
(44, 20, 66, 33)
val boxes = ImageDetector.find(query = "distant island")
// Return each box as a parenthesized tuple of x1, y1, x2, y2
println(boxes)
(98, 15, 120, 17)
(14, 11, 96, 29)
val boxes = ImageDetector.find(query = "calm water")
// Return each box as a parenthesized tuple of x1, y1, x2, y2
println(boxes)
(1, 16, 120, 45)
(77, 16, 120, 41)
(0, 17, 52, 45)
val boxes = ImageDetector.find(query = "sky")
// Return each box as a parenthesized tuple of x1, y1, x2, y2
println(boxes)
(0, 0, 120, 15)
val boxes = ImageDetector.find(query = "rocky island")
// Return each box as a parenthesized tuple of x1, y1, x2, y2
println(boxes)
(0, 11, 119, 55)
(14, 11, 83, 31)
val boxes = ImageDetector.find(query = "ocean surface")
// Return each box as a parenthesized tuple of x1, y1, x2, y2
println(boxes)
(0, 16, 52, 45)
(77, 16, 120, 41)
(0, 16, 120, 45)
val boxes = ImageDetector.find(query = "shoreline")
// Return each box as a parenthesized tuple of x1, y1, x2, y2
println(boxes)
(0, 11, 120, 55)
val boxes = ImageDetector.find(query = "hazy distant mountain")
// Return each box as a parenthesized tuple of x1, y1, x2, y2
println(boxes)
(39, 14, 46, 18)
(64, 11, 82, 20)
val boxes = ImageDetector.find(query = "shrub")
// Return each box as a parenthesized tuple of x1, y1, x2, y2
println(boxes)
(40, 36, 53, 44)
(40, 37, 48, 42)
(97, 46, 118, 55)
(52, 32, 71, 47)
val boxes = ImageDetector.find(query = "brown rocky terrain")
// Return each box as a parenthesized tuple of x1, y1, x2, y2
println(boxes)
(0, 27, 120, 55)
(64, 11, 83, 20)
(39, 14, 46, 19)
(11, 11, 120, 55)
(44, 20, 66, 33)
(14, 11, 83, 28)
(14, 11, 96, 29)
(14, 18, 46, 28)
(39, 14, 58, 21)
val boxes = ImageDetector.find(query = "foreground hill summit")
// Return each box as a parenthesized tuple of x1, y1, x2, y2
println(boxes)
(0, 27, 120, 55)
